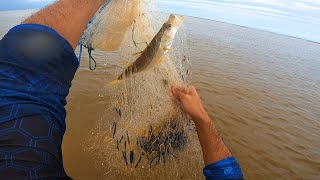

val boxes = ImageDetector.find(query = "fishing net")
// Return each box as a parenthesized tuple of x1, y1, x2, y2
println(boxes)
(81, 0, 203, 179)
(81, 0, 149, 52)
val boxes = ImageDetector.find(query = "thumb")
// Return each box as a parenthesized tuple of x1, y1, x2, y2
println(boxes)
(188, 86, 197, 96)
(171, 85, 185, 100)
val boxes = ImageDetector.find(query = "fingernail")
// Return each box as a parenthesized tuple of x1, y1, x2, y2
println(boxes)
(171, 85, 176, 91)
(172, 86, 179, 94)
(169, 90, 173, 97)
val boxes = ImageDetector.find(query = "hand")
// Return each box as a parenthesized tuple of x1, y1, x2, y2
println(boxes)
(171, 85, 233, 165)
(171, 85, 209, 123)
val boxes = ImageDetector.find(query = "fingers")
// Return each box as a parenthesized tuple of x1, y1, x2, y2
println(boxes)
(171, 85, 186, 100)
(188, 86, 197, 96)
(171, 84, 196, 100)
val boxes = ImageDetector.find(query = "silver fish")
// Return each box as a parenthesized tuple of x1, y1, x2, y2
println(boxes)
(109, 14, 184, 85)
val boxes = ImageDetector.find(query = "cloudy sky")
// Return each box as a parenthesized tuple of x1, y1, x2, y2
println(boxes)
(0, 0, 55, 11)
(1, 0, 319, 42)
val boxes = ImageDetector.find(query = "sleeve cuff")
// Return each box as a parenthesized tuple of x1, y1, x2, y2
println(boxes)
(203, 157, 244, 180)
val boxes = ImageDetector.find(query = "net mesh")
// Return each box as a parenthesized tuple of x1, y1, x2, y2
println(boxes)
(81, 0, 203, 179)
(82, 0, 150, 52)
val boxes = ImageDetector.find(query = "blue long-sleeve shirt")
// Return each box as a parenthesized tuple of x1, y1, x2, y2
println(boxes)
(0, 24, 243, 179)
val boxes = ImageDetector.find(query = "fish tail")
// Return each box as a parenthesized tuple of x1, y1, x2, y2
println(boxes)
(106, 79, 122, 87)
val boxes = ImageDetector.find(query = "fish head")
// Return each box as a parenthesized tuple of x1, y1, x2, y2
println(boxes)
(161, 14, 185, 49)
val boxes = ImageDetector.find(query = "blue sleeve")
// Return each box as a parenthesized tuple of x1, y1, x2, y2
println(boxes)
(0, 24, 78, 179)
(203, 157, 244, 180)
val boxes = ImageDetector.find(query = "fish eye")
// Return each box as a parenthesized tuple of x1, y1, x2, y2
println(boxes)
(168, 24, 172, 28)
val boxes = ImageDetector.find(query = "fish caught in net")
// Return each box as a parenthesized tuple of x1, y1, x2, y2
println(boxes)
(81, 0, 203, 179)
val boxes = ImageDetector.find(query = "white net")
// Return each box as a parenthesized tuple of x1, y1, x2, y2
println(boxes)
(82, 0, 203, 179)
(82, 0, 149, 52)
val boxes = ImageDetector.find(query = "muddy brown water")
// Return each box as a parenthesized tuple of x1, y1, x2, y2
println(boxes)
(1, 10, 320, 180)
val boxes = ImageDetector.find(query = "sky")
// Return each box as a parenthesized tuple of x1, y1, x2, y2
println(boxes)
(0, 0, 54, 11)
(0, 0, 319, 42)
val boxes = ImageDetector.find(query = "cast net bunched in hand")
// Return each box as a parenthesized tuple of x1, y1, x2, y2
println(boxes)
(81, 0, 203, 179)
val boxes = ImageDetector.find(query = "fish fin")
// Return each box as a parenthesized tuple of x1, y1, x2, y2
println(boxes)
(159, 43, 170, 51)
(106, 79, 122, 87)
(114, 100, 122, 109)
(132, 51, 143, 56)
(121, 61, 131, 67)
(156, 55, 167, 64)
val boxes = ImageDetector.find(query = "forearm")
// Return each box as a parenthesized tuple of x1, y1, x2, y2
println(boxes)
(23, 0, 105, 49)
(171, 85, 242, 178)
(194, 112, 232, 165)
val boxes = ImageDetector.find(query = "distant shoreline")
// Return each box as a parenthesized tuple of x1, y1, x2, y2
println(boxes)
(1, 9, 319, 45)
(0, 9, 37, 12)
(190, 16, 320, 45)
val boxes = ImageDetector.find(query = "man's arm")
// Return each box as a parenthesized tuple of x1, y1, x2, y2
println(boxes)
(171, 85, 231, 165)
(23, 0, 105, 49)
(0, 1, 107, 179)
(171, 85, 243, 179)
